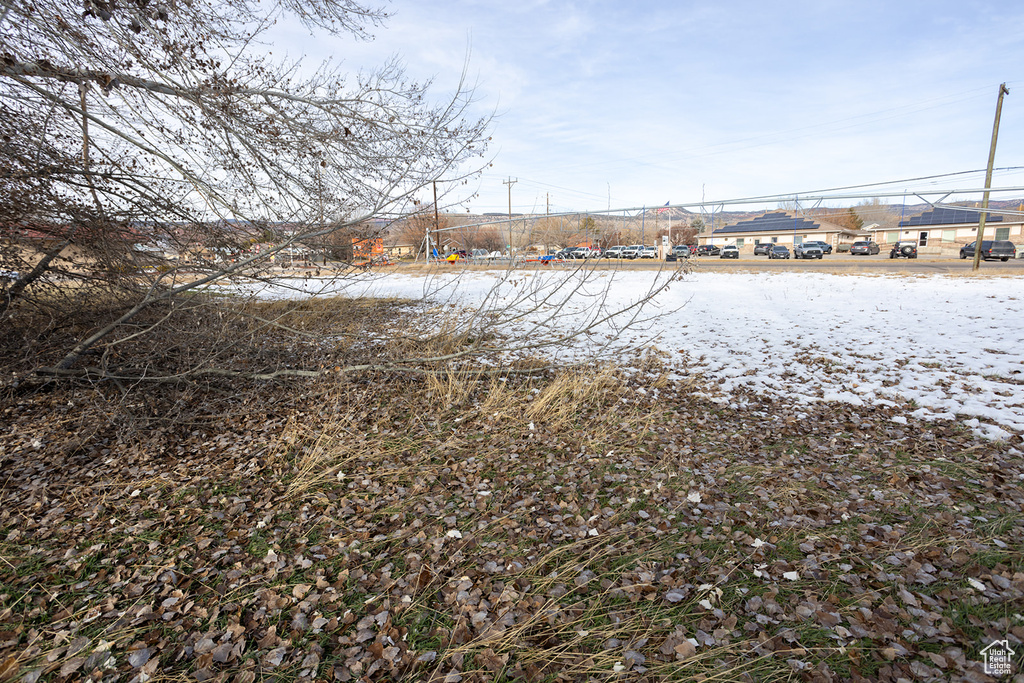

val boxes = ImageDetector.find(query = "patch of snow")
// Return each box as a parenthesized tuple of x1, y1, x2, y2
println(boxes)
(242, 269, 1024, 439)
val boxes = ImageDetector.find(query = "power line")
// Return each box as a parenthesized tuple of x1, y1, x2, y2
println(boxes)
(477, 167, 1024, 215)
(428, 182, 1024, 234)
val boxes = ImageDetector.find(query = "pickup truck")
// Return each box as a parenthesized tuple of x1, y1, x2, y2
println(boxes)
(793, 243, 824, 259)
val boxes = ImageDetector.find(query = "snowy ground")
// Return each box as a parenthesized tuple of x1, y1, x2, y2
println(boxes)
(229, 269, 1024, 440)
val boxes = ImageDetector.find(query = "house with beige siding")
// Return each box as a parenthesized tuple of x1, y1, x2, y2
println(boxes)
(706, 211, 862, 252)
(870, 206, 1023, 255)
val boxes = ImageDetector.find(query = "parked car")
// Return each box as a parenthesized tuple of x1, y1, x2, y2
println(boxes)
(801, 240, 833, 254)
(768, 245, 790, 259)
(602, 246, 625, 259)
(696, 245, 720, 256)
(889, 241, 918, 259)
(621, 244, 644, 259)
(640, 245, 658, 259)
(959, 240, 1015, 261)
(753, 243, 774, 255)
(720, 245, 739, 259)
(850, 241, 880, 255)
(793, 243, 824, 259)
(666, 245, 691, 261)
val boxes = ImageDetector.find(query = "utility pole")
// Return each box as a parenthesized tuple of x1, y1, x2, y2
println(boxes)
(432, 180, 439, 261)
(973, 83, 1010, 272)
(537, 192, 548, 252)
(317, 162, 324, 265)
(503, 177, 517, 257)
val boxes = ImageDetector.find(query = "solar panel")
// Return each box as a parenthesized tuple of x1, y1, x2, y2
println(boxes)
(900, 207, 1002, 227)
(713, 212, 822, 234)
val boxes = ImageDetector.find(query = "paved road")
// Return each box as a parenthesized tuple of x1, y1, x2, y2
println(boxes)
(474, 255, 1024, 274)
(409, 254, 1024, 275)
(683, 254, 1024, 274)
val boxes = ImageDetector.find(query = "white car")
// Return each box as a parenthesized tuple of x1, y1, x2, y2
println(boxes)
(621, 244, 643, 259)
(720, 245, 740, 259)
(640, 246, 657, 259)
(602, 246, 626, 258)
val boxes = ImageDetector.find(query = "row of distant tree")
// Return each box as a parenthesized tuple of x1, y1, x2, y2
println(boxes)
(384, 198, 908, 256)
(384, 210, 706, 256)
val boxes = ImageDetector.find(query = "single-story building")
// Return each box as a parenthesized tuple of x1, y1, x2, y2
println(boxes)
(870, 206, 1023, 255)
(706, 211, 863, 252)
(385, 242, 419, 259)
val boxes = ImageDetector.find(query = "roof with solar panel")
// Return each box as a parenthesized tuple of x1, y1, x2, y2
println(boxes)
(712, 211, 827, 235)
(899, 206, 1003, 227)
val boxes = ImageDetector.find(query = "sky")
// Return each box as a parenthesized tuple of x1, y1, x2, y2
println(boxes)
(273, 1, 1024, 215)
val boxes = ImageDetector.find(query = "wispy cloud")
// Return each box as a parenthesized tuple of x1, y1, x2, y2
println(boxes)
(272, 0, 1024, 212)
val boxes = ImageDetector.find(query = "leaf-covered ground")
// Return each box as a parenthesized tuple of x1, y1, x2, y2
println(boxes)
(1, 312, 1023, 681)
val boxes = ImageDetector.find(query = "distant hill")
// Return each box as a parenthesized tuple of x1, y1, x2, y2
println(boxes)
(447, 198, 1023, 234)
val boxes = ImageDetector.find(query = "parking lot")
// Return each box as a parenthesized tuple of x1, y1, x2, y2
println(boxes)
(679, 253, 1024, 274)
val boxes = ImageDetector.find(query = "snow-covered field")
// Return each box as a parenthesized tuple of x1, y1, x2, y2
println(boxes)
(233, 269, 1024, 439)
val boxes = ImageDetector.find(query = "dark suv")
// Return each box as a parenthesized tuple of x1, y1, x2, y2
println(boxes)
(960, 240, 1015, 262)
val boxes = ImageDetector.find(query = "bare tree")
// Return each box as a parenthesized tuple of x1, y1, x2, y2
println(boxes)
(389, 207, 453, 258)
(528, 217, 565, 254)
(468, 225, 505, 252)
(854, 198, 900, 230)
(445, 223, 505, 253)
(803, 207, 863, 232)
(1, 0, 491, 376)
(659, 226, 697, 246)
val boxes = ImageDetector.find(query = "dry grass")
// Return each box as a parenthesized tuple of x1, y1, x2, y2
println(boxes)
(237, 296, 414, 335)
(285, 364, 653, 502)
(423, 365, 486, 407)
(525, 365, 623, 432)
